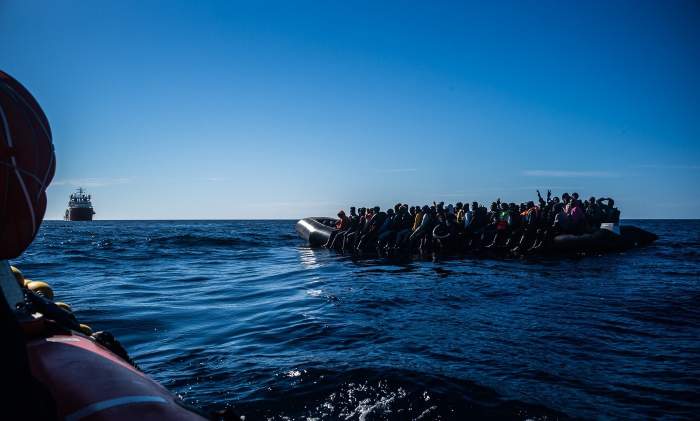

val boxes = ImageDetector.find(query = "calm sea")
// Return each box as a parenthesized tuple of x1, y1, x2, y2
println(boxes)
(13, 220, 700, 419)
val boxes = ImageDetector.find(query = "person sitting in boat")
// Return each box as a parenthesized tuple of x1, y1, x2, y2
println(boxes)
(552, 203, 569, 233)
(328, 207, 357, 249)
(504, 202, 523, 248)
(561, 192, 572, 207)
(461, 202, 472, 228)
(510, 201, 540, 253)
(567, 199, 586, 235)
(455, 202, 465, 224)
(323, 209, 350, 248)
(393, 205, 415, 251)
(377, 204, 401, 253)
(486, 202, 511, 248)
(343, 207, 365, 252)
(597, 197, 620, 224)
(391, 204, 410, 242)
(584, 197, 603, 229)
(452, 202, 468, 250)
(529, 200, 565, 252)
(412, 205, 424, 232)
(356, 206, 385, 251)
(464, 201, 486, 249)
(433, 210, 459, 253)
(409, 205, 432, 251)
(358, 206, 373, 234)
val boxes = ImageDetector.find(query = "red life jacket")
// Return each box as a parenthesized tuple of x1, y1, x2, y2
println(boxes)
(0, 71, 56, 259)
(336, 216, 348, 230)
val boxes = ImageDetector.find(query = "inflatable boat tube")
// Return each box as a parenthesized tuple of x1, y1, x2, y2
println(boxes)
(551, 225, 657, 253)
(297, 217, 657, 255)
(27, 331, 206, 420)
(0, 261, 205, 420)
(296, 217, 337, 247)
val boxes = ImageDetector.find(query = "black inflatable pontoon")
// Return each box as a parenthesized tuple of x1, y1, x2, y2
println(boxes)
(295, 217, 658, 255)
(296, 217, 337, 247)
(550, 225, 657, 253)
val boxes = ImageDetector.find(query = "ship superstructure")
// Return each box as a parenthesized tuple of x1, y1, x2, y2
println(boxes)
(64, 187, 95, 221)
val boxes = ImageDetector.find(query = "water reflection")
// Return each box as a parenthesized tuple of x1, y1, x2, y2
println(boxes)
(297, 246, 321, 269)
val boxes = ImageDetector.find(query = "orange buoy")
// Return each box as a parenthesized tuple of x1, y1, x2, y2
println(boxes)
(79, 324, 93, 336)
(10, 265, 24, 287)
(26, 280, 54, 300)
(54, 302, 72, 313)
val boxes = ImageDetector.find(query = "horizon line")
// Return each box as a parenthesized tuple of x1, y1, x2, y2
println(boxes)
(44, 217, 700, 221)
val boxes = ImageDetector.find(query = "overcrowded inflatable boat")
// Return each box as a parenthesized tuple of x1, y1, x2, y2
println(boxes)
(296, 217, 658, 257)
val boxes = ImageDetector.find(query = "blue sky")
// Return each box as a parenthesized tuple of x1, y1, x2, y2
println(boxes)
(1, 1, 698, 219)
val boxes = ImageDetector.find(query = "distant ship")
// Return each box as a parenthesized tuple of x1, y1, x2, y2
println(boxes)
(64, 187, 95, 221)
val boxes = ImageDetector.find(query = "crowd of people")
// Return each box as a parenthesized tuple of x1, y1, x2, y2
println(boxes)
(323, 190, 621, 256)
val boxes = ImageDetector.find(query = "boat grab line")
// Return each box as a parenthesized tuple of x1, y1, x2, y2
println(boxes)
(65, 395, 167, 421)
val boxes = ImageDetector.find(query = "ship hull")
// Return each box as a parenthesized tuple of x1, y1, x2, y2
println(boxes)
(66, 207, 94, 221)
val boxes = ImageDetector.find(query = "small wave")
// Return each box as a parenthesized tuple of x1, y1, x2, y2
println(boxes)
(668, 241, 700, 249)
(94, 239, 114, 249)
(146, 234, 266, 249)
(224, 367, 566, 420)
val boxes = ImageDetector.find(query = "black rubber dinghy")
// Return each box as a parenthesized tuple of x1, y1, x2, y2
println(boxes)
(296, 217, 337, 247)
(295, 217, 657, 255)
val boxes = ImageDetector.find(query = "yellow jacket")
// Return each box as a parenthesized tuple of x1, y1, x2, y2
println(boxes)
(456, 209, 465, 224)
(412, 212, 423, 231)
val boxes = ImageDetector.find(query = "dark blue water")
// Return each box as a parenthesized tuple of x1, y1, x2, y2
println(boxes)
(13, 220, 700, 419)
